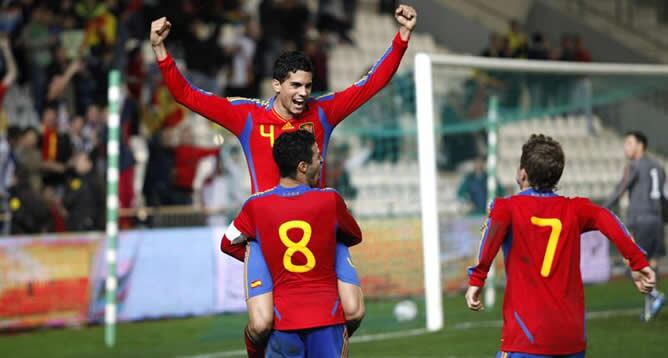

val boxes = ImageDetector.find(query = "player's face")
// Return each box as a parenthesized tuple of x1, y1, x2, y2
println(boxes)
(305, 143, 323, 187)
(273, 70, 313, 117)
(624, 136, 642, 159)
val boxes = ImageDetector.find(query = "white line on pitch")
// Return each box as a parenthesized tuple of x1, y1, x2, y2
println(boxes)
(177, 307, 639, 358)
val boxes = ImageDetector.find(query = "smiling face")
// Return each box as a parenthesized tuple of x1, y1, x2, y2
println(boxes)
(272, 70, 313, 118)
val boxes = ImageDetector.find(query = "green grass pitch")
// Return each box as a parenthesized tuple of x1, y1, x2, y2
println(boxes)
(2, 279, 666, 357)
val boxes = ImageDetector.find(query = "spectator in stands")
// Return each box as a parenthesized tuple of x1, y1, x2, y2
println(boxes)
(8, 166, 51, 234)
(325, 142, 357, 199)
(574, 35, 592, 62)
(0, 126, 20, 203)
(481, 33, 507, 58)
(143, 128, 174, 207)
(527, 32, 550, 109)
(278, 0, 311, 49)
(45, 45, 83, 113)
(18, 4, 54, 113)
(457, 156, 505, 215)
(76, 0, 118, 57)
(124, 40, 145, 102)
(63, 152, 103, 231)
(183, 19, 224, 95)
(40, 105, 72, 188)
(304, 32, 329, 93)
(225, 16, 260, 98)
(505, 19, 527, 57)
(43, 184, 67, 232)
(318, 0, 353, 44)
(527, 32, 549, 60)
(171, 126, 220, 205)
(68, 115, 94, 154)
(14, 127, 42, 194)
(0, 34, 18, 109)
(558, 33, 577, 61)
(83, 103, 103, 162)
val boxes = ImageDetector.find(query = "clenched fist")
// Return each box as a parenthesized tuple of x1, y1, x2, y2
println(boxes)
(150, 17, 172, 48)
(395, 5, 417, 31)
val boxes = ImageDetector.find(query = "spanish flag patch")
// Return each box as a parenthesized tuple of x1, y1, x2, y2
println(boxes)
(250, 280, 262, 288)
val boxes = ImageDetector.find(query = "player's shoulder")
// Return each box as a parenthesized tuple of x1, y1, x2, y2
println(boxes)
(312, 93, 335, 104)
(242, 186, 281, 206)
(306, 186, 340, 198)
(227, 96, 271, 110)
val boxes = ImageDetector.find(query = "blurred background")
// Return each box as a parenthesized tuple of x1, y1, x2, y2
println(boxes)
(1, 0, 667, 357)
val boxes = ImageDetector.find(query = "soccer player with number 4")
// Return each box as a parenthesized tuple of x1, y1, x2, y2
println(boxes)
(466, 134, 656, 357)
(150, 4, 416, 356)
(222, 130, 362, 357)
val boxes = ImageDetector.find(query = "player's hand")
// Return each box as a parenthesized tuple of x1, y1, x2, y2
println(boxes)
(395, 5, 417, 32)
(150, 17, 172, 47)
(632, 266, 656, 294)
(465, 286, 484, 311)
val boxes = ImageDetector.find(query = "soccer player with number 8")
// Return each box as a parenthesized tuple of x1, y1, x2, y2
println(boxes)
(150, 5, 416, 357)
(222, 131, 362, 357)
(466, 134, 655, 357)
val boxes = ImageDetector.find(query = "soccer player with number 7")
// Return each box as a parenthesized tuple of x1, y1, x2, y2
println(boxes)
(150, 4, 416, 357)
(466, 134, 656, 357)
(222, 130, 362, 357)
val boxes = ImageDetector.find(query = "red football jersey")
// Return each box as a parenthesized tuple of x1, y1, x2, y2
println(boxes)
(158, 32, 408, 194)
(468, 189, 649, 356)
(224, 185, 362, 330)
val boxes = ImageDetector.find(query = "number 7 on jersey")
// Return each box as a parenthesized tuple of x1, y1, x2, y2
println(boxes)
(530, 217, 563, 277)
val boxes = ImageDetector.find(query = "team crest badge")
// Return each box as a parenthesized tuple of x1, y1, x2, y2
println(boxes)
(299, 122, 314, 133)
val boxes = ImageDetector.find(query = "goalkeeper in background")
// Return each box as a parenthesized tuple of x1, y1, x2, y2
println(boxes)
(466, 134, 655, 357)
(603, 131, 666, 321)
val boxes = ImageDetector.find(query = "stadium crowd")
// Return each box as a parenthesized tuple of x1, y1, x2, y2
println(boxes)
(0, 0, 382, 235)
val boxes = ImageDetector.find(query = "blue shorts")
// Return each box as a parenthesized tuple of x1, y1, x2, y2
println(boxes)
(245, 241, 359, 299)
(266, 324, 349, 358)
(496, 351, 585, 358)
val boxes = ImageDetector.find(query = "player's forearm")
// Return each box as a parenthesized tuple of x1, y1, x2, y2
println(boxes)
(0, 43, 17, 86)
(398, 27, 411, 42)
(596, 209, 649, 270)
(220, 235, 247, 262)
(152, 43, 168, 62)
(467, 220, 508, 287)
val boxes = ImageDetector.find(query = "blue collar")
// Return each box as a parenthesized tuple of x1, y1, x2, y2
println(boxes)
(274, 184, 311, 196)
(518, 188, 558, 197)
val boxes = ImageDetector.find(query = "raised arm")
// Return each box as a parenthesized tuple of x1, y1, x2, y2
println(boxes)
(150, 17, 248, 136)
(334, 192, 362, 246)
(603, 162, 638, 209)
(0, 35, 17, 87)
(318, 5, 415, 127)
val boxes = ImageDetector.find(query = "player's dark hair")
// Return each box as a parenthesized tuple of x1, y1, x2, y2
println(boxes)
(273, 130, 316, 178)
(520, 134, 565, 191)
(625, 131, 648, 149)
(273, 51, 313, 82)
